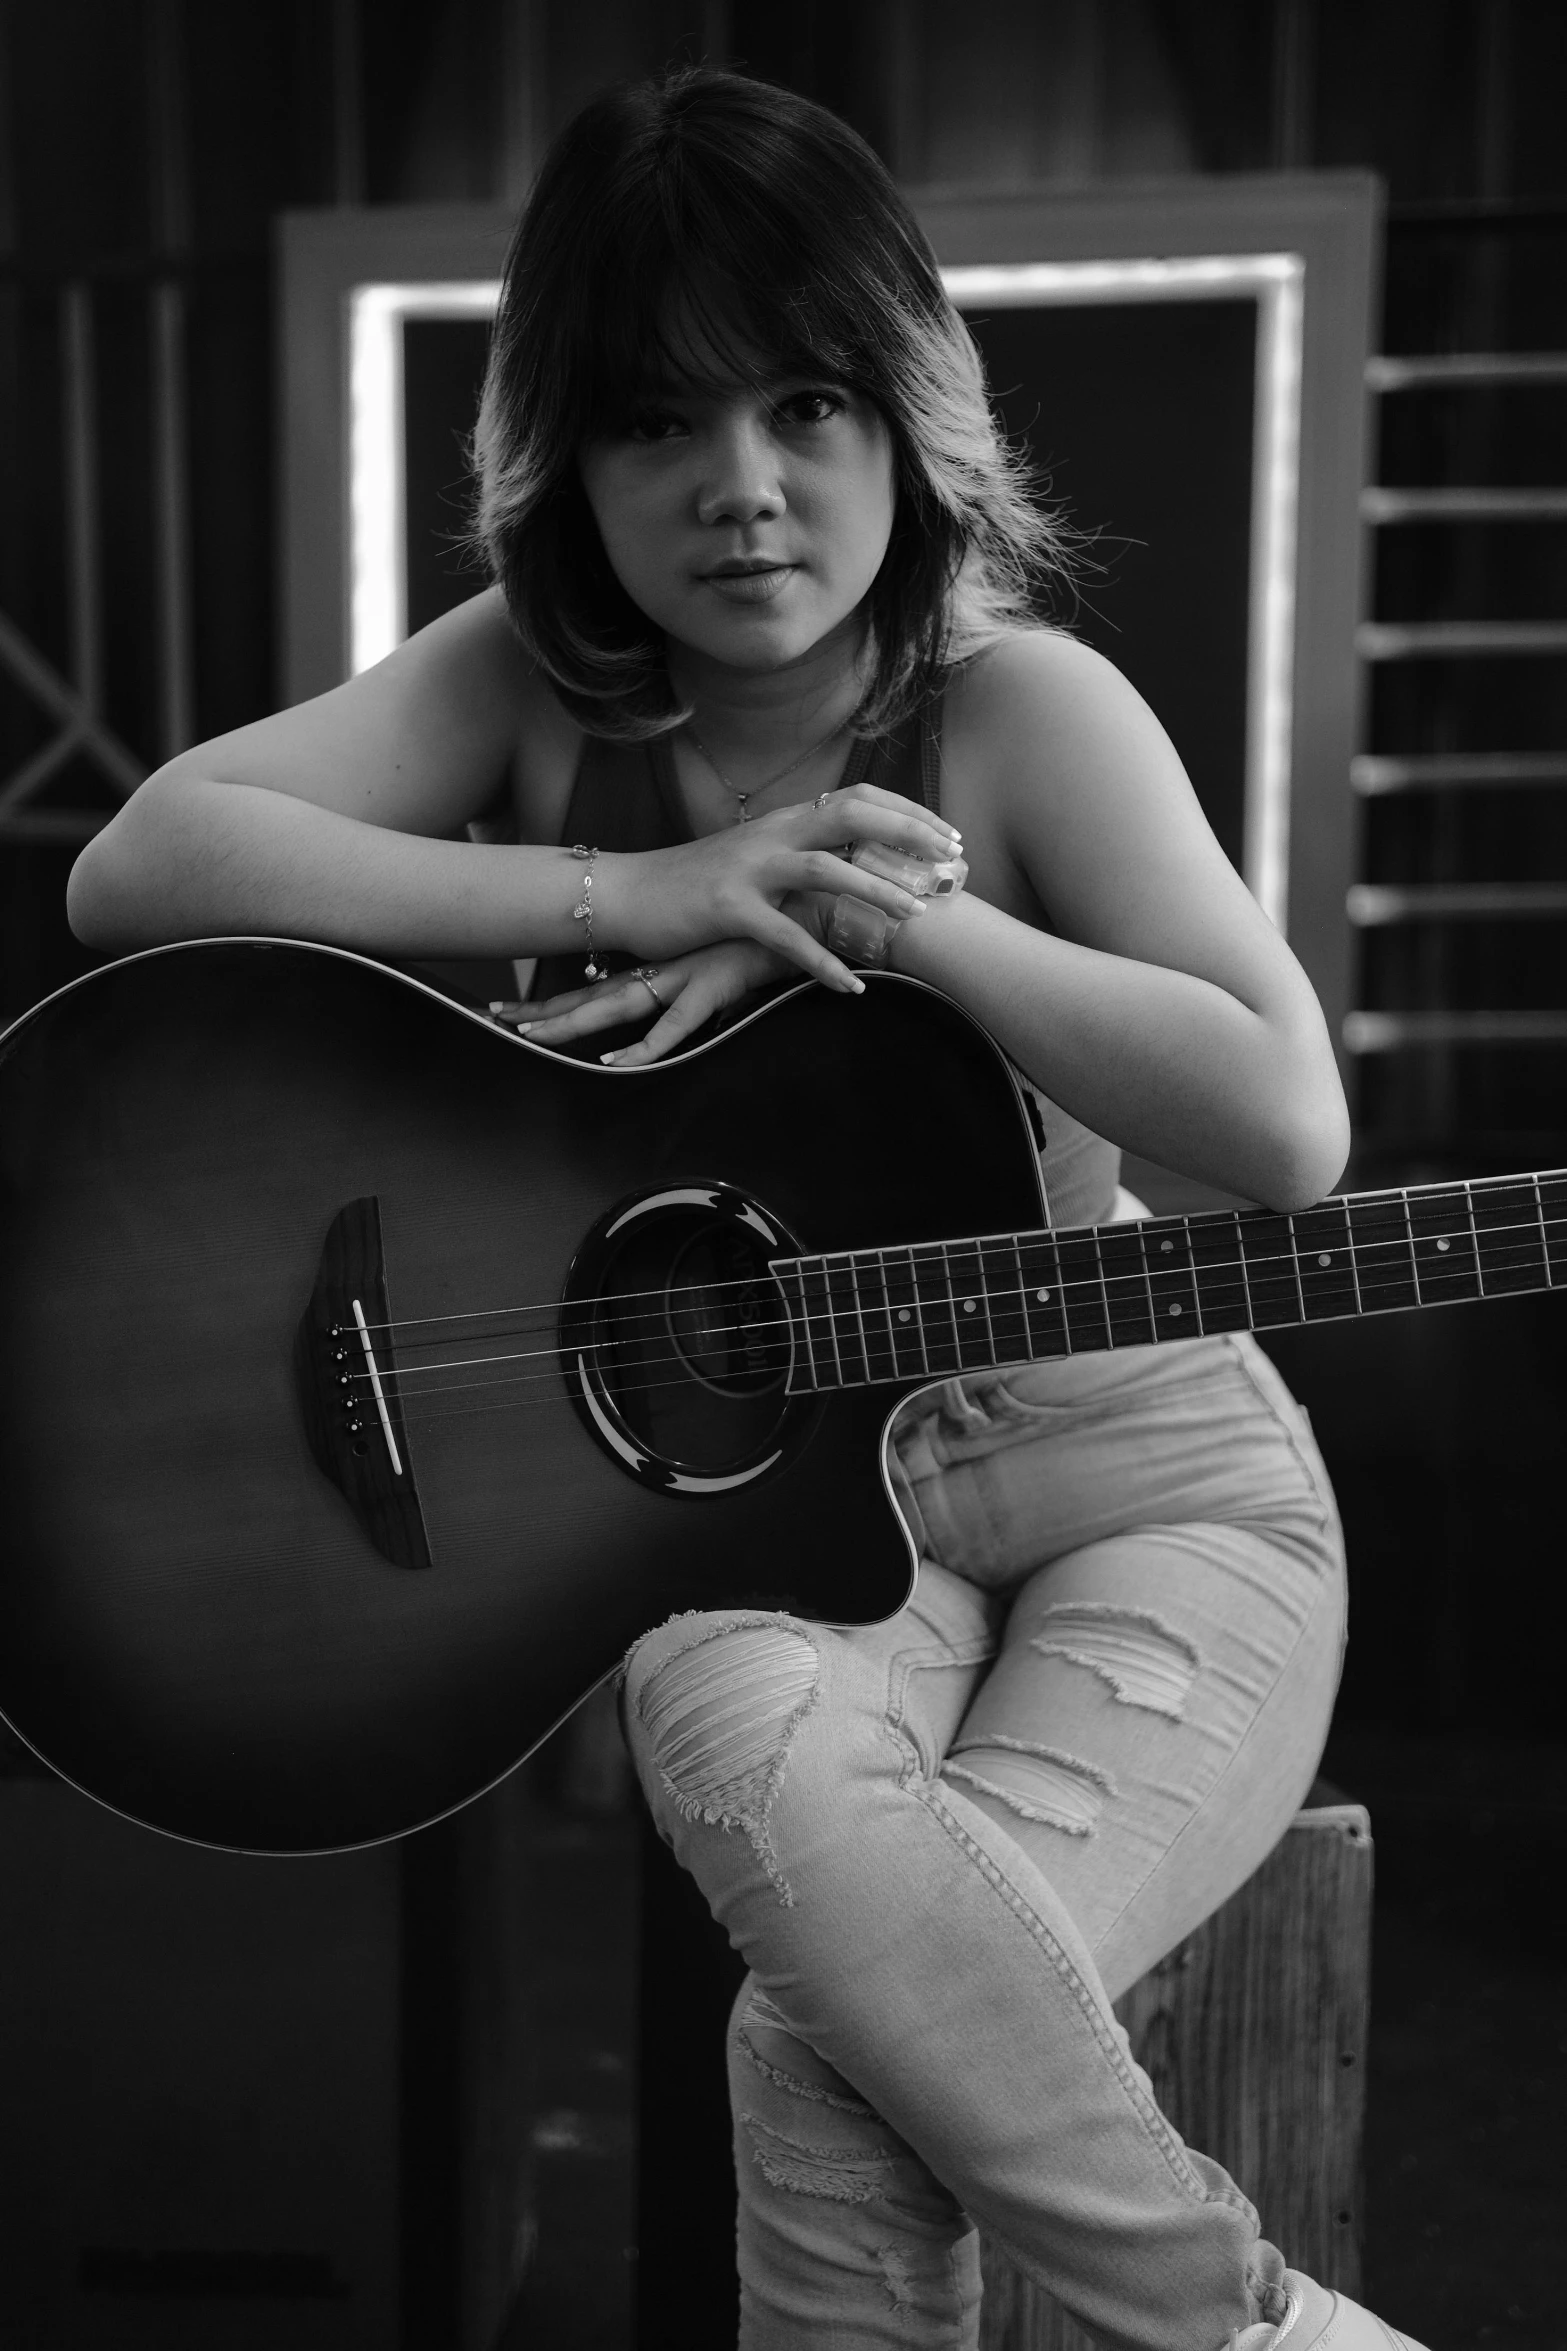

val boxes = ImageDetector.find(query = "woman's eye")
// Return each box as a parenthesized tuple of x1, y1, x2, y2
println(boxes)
(627, 409, 686, 443)
(776, 390, 842, 427)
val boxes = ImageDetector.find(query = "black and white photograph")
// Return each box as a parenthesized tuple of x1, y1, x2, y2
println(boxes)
(0, 4, 1562, 2346)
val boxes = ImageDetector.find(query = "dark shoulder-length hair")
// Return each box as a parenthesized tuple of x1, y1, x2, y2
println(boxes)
(473, 67, 1071, 739)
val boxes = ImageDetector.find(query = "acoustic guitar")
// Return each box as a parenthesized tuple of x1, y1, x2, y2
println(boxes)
(0, 941, 1559, 1853)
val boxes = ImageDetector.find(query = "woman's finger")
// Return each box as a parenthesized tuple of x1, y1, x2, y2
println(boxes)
(801, 786, 960, 865)
(601, 984, 716, 1066)
(491, 980, 602, 1022)
(508, 970, 677, 1041)
(790, 848, 932, 921)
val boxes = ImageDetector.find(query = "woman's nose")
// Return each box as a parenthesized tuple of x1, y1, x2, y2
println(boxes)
(695, 413, 785, 526)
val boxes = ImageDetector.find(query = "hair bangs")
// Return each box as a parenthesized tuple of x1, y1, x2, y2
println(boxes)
(573, 195, 874, 439)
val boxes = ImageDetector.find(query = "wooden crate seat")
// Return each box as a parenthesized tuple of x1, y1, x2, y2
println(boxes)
(978, 1801, 1373, 2351)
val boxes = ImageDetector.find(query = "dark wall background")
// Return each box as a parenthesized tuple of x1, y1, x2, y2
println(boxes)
(1, 5, 1565, 2347)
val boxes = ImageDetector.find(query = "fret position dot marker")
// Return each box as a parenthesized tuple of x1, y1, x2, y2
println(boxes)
(897, 1308, 911, 1321)
(1160, 1240, 1174, 1253)
(1318, 1252, 1331, 1267)
(1169, 1303, 1183, 1316)
(963, 1299, 977, 1313)
(1437, 1238, 1450, 1252)
(1036, 1289, 1051, 1303)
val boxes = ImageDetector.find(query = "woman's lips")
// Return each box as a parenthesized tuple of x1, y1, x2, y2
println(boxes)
(699, 564, 797, 604)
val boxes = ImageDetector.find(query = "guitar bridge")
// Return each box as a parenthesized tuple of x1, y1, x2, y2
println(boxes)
(294, 1196, 434, 1570)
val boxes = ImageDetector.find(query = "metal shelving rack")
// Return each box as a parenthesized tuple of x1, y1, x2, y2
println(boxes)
(1347, 340, 1567, 1139)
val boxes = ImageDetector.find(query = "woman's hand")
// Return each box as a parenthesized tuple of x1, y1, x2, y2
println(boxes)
(502, 937, 791, 1064)
(498, 889, 845, 1065)
(600, 784, 958, 989)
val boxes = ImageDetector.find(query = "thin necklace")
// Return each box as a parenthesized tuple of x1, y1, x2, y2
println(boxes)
(685, 719, 847, 823)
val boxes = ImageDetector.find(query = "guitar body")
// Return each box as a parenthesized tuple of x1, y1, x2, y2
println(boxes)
(0, 942, 1046, 1851)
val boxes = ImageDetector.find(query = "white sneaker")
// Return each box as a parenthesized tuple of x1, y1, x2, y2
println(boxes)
(1232, 2269, 1431, 2351)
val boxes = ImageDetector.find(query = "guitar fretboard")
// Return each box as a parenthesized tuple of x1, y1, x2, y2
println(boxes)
(770, 1172, 1567, 1392)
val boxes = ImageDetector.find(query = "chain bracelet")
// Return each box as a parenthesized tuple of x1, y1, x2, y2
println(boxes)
(570, 843, 605, 980)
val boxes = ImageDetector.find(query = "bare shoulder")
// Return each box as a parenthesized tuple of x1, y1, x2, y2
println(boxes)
(942, 628, 1274, 976)
(945, 629, 1184, 804)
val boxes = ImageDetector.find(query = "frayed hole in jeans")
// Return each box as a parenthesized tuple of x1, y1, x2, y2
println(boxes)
(1030, 1602, 1200, 1719)
(944, 1736, 1115, 1836)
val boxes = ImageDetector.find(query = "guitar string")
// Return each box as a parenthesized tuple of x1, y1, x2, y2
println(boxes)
(384, 1235, 1542, 1431)
(357, 1268, 1567, 1437)
(355, 1238, 1567, 1409)
(341, 1208, 1567, 1400)
(349, 1196, 1567, 1352)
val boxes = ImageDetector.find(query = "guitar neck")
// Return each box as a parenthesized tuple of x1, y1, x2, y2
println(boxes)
(771, 1169, 1567, 1393)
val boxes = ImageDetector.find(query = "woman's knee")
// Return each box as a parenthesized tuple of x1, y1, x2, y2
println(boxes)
(623, 1611, 824, 1880)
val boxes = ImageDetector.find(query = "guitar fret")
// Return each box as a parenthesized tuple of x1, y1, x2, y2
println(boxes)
(938, 1242, 967, 1369)
(1292, 1201, 1359, 1322)
(1463, 1183, 1485, 1297)
(1286, 1216, 1308, 1323)
(777, 1262, 824, 1390)
(1240, 1212, 1300, 1329)
(1346, 1194, 1419, 1312)
(856, 1251, 899, 1384)
(1180, 1211, 1248, 1332)
(1098, 1224, 1156, 1345)
(848, 1256, 874, 1377)
(1183, 1219, 1206, 1335)
(1407, 1183, 1481, 1305)
(1146, 1216, 1203, 1335)
(824, 1255, 869, 1388)
(1018, 1231, 1070, 1356)
(1234, 1213, 1256, 1328)
(1057, 1228, 1111, 1350)
(1090, 1228, 1116, 1343)
(1136, 1225, 1159, 1329)
(912, 1246, 961, 1376)
(1470, 1176, 1549, 1295)
(1401, 1192, 1423, 1306)
(882, 1248, 929, 1380)
(945, 1238, 998, 1370)
(981, 1235, 1029, 1365)
(1540, 1174, 1567, 1287)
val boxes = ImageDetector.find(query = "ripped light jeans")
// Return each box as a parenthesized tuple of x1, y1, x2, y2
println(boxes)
(622, 1333, 1347, 2351)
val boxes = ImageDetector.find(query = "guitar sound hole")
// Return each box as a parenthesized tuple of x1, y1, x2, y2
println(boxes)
(665, 1226, 789, 1398)
(562, 1186, 817, 1491)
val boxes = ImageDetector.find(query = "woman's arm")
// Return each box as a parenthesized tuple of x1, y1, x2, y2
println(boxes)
(890, 635, 1349, 1212)
(67, 590, 956, 986)
(67, 590, 552, 952)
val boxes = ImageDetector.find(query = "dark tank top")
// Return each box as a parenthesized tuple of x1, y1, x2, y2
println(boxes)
(531, 691, 1119, 1229)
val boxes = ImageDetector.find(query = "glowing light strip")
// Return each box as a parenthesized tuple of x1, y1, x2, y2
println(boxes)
(943, 256, 1305, 931)
(348, 281, 501, 676)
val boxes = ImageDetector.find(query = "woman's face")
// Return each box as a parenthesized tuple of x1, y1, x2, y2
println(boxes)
(579, 362, 896, 677)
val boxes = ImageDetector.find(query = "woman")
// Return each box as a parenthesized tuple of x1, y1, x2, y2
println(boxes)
(69, 68, 1420, 2351)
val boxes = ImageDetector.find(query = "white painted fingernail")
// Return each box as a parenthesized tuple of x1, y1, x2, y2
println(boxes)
(600, 1051, 619, 1065)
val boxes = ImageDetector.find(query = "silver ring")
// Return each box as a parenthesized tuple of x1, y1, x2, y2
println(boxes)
(632, 965, 665, 1010)
(814, 791, 833, 810)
